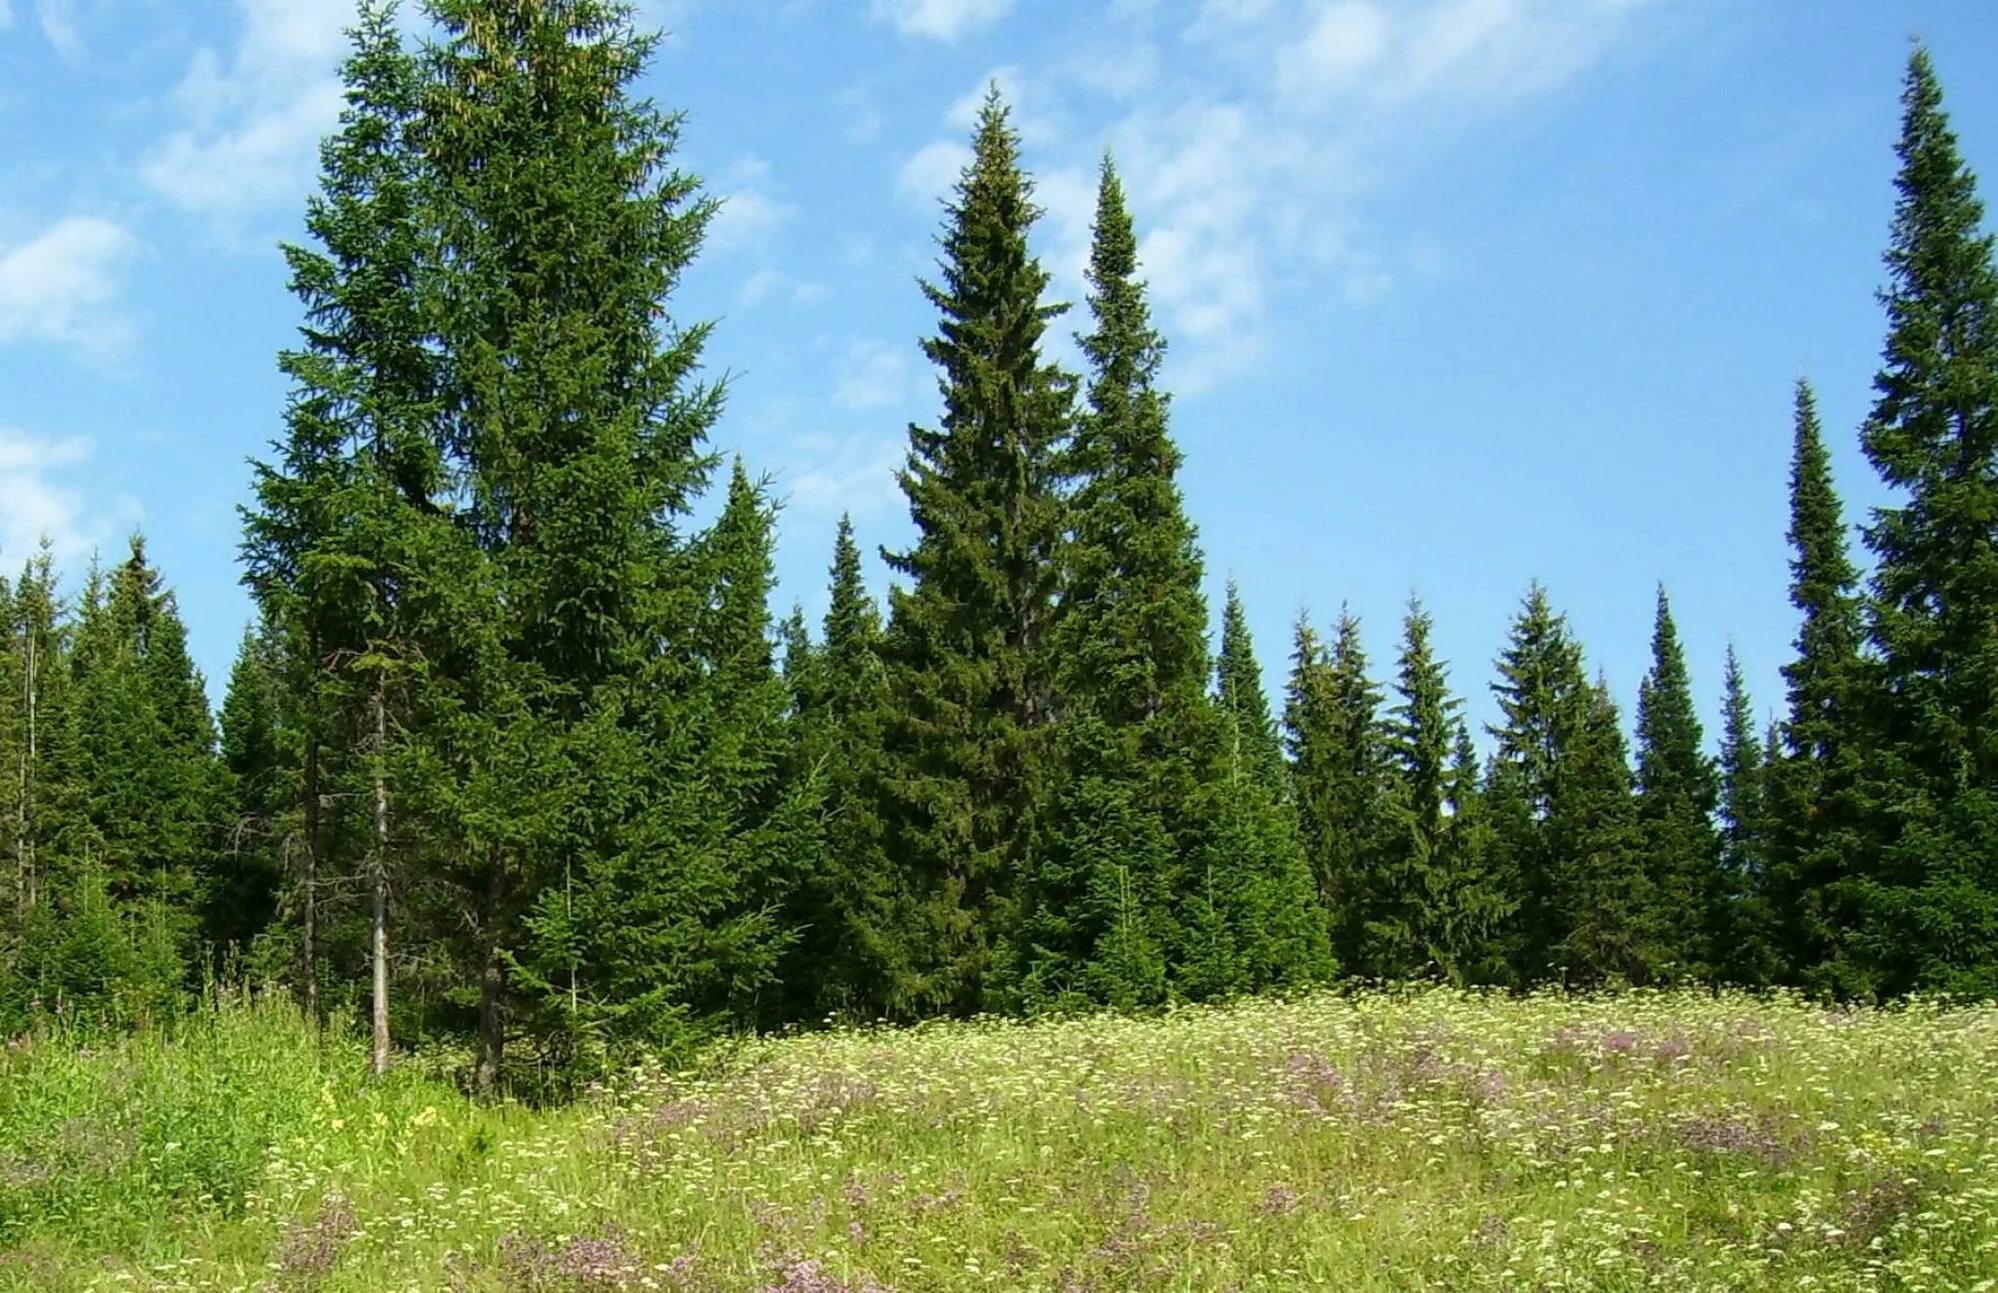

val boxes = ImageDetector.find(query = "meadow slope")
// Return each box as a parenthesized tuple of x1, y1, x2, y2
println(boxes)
(2, 989, 1996, 1290)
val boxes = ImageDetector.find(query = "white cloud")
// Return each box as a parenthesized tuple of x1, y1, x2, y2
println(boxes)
(1060, 0, 1669, 390)
(0, 215, 138, 357)
(833, 337, 921, 411)
(896, 139, 971, 204)
(142, 0, 353, 225)
(35, 0, 82, 62)
(0, 428, 139, 563)
(1276, 1, 1389, 103)
(868, 0, 1013, 42)
(781, 428, 906, 519)
(0, 2, 13, 29)
(708, 155, 795, 253)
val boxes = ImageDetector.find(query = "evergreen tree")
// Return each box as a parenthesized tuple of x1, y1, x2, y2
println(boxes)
(1632, 587, 1720, 980)
(1766, 377, 1868, 991)
(1014, 157, 1215, 1010)
(243, 0, 446, 1070)
(875, 89, 1073, 1016)
(1849, 47, 1998, 996)
(424, 0, 740, 1089)
(1286, 610, 1388, 973)
(1375, 599, 1457, 979)
(1194, 586, 1329, 998)
(779, 515, 895, 1020)
(211, 621, 296, 971)
(1555, 677, 1649, 985)
(1484, 584, 1596, 983)
(1436, 720, 1509, 984)
(1717, 645, 1775, 985)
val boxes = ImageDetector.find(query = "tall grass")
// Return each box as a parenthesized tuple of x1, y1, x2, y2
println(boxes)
(2, 988, 1995, 1289)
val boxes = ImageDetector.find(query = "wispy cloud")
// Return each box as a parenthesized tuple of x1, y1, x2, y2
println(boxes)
(708, 155, 796, 254)
(1029, 0, 1675, 392)
(896, 139, 971, 205)
(141, 0, 351, 228)
(34, 0, 83, 63)
(0, 428, 140, 562)
(868, 0, 1013, 43)
(0, 215, 139, 358)
(833, 337, 922, 412)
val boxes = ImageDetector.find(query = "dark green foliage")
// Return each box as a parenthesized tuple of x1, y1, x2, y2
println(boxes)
(779, 516, 896, 1020)
(1485, 586, 1647, 985)
(1632, 587, 1720, 981)
(1554, 678, 1649, 985)
(1765, 377, 1869, 993)
(1286, 610, 1389, 973)
(1717, 646, 1777, 985)
(1193, 588, 1330, 998)
(1436, 721, 1510, 984)
(875, 90, 1073, 1017)
(1846, 47, 1998, 997)
(1012, 157, 1218, 1011)
(1372, 600, 1466, 980)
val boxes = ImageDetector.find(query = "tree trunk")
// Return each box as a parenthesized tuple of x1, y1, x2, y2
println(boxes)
(17, 628, 34, 914)
(370, 682, 391, 1077)
(302, 735, 321, 1022)
(474, 863, 508, 1101)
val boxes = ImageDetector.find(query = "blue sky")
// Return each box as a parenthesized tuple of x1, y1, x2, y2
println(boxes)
(1, 0, 1995, 744)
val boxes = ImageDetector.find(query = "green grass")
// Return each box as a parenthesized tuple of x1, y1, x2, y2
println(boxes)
(1, 989, 1995, 1290)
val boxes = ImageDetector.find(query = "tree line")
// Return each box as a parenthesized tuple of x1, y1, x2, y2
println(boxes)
(0, 1, 1993, 1096)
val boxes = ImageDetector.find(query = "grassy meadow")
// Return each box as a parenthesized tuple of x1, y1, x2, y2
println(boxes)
(0, 989, 1995, 1290)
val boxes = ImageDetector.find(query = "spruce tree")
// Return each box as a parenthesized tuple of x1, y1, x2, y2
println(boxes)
(1767, 377, 1867, 990)
(1850, 47, 1998, 995)
(875, 89, 1072, 1016)
(780, 515, 894, 1020)
(1286, 610, 1388, 974)
(424, 0, 736, 1089)
(1717, 645, 1775, 985)
(1632, 587, 1720, 980)
(1375, 599, 1457, 979)
(243, 0, 444, 1070)
(1014, 157, 1215, 1010)
(1555, 677, 1649, 985)
(1437, 720, 1509, 984)
(1195, 586, 1329, 998)
(1484, 584, 1591, 983)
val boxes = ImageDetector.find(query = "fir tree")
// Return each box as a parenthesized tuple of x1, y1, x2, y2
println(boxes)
(1484, 584, 1588, 983)
(1555, 677, 1649, 985)
(424, 0, 735, 1089)
(1015, 157, 1214, 1010)
(1437, 720, 1509, 984)
(1376, 599, 1458, 979)
(1767, 377, 1867, 990)
(1845, 46, 1998, 995)
(1717, 645, 1775, 985)
(1632, 587, 1720, 980)
(1195, 587, 1329, 998)
(1286, 610, 1388, 973)
(875, 89, 1073, 1016)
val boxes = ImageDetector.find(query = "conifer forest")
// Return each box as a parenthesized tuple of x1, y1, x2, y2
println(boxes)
(1, 0, 1997, 1106)
(16, 3, 1998, 1288)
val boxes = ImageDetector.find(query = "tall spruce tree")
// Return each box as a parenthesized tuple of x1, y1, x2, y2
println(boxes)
(1484, 584, 1593, 983)
(1717, 645, 1775, 985)
(1438, 720, 1509, 984)
(875, 89, 1073, 1016)
(424, 0, 738, 1090)
(1632, 587, 1720, 980)
(1768, 377, 1867, 990)
(1196, 586, 1329, 998)
(1850, 47, 1998, 996)
(1013, 157, 1219, 1009)
(243, 0, 443, 1071)
(779, 515, 894, 1020)
(1286, 610, 1388, 974)
(1555, 677, 1649, 985)
(1375, 599, 1457, 979)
